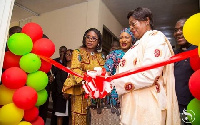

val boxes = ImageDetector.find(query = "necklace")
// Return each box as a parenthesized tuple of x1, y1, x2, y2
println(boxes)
(85, 48, 95, 56)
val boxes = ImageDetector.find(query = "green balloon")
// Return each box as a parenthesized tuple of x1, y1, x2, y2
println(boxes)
(187, 98, 200, 125)
(20, 53, 41, 73)
(35, 89, 48, 106)
(7, 33, 33, 55)
(27, 71, 48, 91)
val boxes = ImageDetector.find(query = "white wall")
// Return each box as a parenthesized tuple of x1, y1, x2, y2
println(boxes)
(85, 0, 99, 29)
(32, 2, 88, 58)
(9, 0, 123, 58)
(10, 21, 19, 27)
(98, 0, 123, 37)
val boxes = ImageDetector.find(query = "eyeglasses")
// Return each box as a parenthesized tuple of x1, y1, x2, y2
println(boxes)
(129, 20, 138, 28)
(85, 35, 98, 42)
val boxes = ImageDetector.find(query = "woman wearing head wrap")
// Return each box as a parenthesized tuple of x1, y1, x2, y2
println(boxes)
(104, 28, 135, 76)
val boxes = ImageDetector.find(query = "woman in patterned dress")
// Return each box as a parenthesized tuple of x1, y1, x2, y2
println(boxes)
(62, 28, 105, 125)
(104, 28, 135, 76)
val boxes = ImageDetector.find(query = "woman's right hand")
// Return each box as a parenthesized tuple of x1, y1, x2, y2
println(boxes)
(62, 85, 68, 93)
(107, 72, 111, 76)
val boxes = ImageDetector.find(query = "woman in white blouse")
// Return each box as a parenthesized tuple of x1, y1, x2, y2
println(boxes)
(112, 7, 180, 125)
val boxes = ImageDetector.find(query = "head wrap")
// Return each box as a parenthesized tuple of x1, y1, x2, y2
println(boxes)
(120, 28, 135, 44)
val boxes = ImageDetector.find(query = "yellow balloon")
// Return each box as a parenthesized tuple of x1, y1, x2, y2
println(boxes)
(183, 13, 200, 46)
(0, 103, 24, 125)
(18, 121, 32, 125)
(0, 85, 16, 105)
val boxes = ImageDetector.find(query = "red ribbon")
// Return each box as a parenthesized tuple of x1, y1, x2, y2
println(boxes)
(111, 48, 198, 80)
(38, 55, 84, 79)
(39, 48, 198, 81)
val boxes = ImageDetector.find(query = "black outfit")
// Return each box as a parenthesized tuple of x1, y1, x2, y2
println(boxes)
(51, 58, 70, 125)
(174, 45, 197, 113)
(54, 68, 68, 113)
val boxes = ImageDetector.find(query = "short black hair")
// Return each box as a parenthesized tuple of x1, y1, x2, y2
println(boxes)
(176, 17, 188, 24)
(59, 46, 67, 50)
(81, 28, 102, 51)
(9, 26, 22, 36)
(127, 7, 154, 29)
(67, 49, 73, 54)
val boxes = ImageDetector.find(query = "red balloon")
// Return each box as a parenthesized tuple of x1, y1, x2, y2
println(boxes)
(189, 69, 200, 100)
(1, 67, 27, 89)
(31, 116, 44, 125)
(22, 22, 43, 43)
(39, 59, 52, 73)
(32, 38, 55, 57)
(24, 107, 39, 122)
(3, 51, 21, 69)
(190, 55, 200, 71)
(13, 86, 37, 110)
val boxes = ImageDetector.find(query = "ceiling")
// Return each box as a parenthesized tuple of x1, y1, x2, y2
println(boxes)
(102, 0, 199, 44)
(11, 0, 87, 22)
(11, 0, 199, 45)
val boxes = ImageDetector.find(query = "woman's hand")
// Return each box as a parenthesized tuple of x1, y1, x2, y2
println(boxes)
(63, 93, 70, 100)
(48, 75, 54, 83)
(107, 72, 111, 76)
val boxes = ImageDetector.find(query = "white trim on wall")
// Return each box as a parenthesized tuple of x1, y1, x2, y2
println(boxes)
(0, 0, 15, 81)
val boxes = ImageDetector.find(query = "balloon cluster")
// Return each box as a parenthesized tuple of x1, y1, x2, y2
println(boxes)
(182, 13, 200, 125)
(0, 22, 55, 125)
(82, 67, 112, 99)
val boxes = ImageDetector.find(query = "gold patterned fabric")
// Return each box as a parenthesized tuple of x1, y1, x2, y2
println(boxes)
(63, 48, 105, 125)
